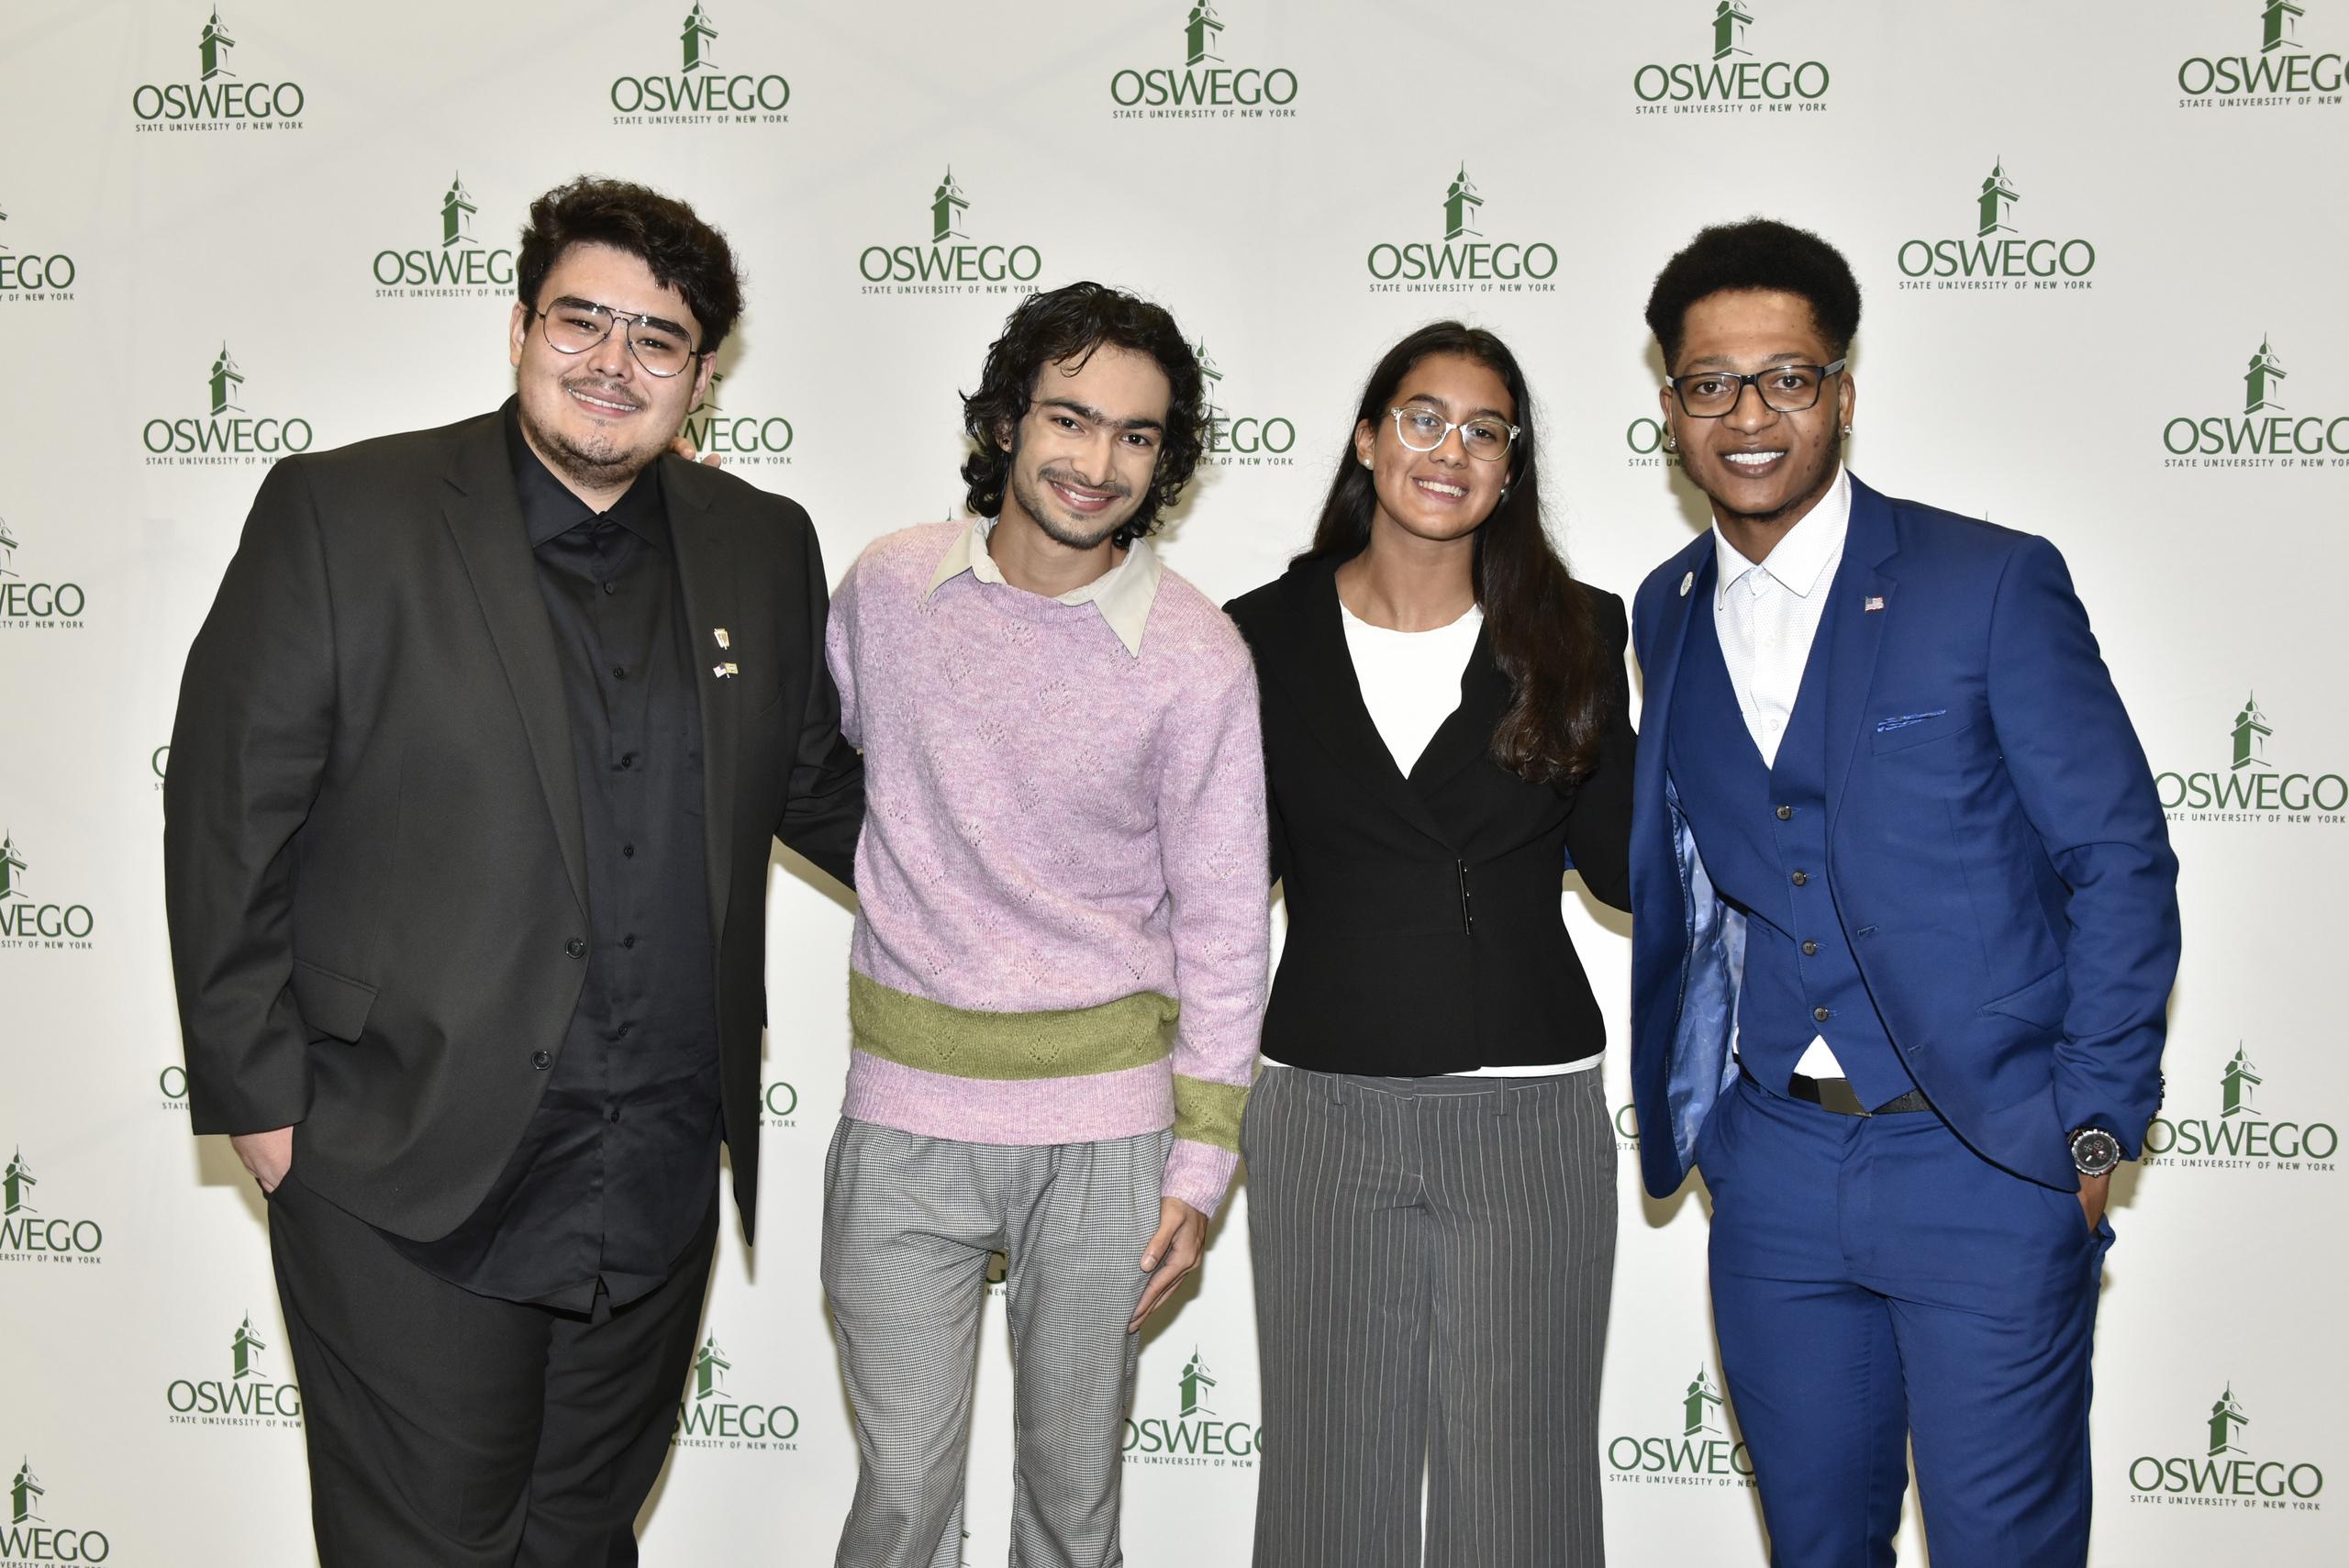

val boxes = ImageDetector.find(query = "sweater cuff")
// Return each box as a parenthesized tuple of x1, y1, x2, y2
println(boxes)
(1172, 1073, 1249, 1152)
(1162, 1138, 1239, 1220)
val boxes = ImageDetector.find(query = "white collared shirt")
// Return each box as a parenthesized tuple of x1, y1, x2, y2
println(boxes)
(927, 517, 1163, 658)
(1710, 466, 1851, 1077)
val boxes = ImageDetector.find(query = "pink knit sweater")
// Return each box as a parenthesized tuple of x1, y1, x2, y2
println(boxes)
(823, 522, 1268, 1216)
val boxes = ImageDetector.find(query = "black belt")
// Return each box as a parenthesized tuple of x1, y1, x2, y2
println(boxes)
(1777, 1069, 1932, 1118)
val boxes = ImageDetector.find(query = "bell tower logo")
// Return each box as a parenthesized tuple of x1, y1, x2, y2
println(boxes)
(1185, 1, 1223, 66)
(1442, 165, 1483, 241)
(198, 6, 236, 80)
(2245, 339, 2287, 414)
(1713, 0, 1754, 60)
(1976, 159, 2021, 237)
(931, 168, 969, 244)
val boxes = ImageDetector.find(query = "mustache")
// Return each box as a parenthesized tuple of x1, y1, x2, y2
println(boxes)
(1036, 465, 1131, 500)
(560, 373, 646, 412)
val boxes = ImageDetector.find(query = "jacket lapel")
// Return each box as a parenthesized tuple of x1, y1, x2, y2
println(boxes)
(1256, 557, 1458, 851)
(1821, 475, 1903, 817)
(440, 411, 589, 920)
(1408, 622, 1511, 796)
(664, 456, 740, 950)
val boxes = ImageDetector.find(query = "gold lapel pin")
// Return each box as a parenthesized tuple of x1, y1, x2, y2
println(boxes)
(714, 628, 731, 650)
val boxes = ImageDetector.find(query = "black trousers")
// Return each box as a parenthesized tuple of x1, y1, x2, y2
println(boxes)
(266, 1168, 718, 1568)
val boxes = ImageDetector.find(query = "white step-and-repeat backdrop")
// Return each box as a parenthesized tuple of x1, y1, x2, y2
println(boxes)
(3, 1, 2342, 1562)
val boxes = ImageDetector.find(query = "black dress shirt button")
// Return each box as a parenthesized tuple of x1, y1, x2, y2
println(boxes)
(602, 581, 618, 596)
(1813, 1006, 1832, 1023)
(564, 937, 586, 959)
(1776, 805, 1794, 820)
(607, 1106, 622, 1123)
(617, 1021, 633, 1037)
(612, 665, 627, 679)
(622, 843, 636, 859)
(623, 933, 638, 949)
(1790, 870, 1809, 886)
(532, 1050, 552, 1070)
(618, 752, 637, 771)
(1802, 940, 1820, 956)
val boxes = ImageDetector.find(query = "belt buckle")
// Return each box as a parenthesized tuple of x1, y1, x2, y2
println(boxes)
(1793, 1073, 1871, 1117)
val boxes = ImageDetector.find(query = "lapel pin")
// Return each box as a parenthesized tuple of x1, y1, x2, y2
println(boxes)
(713, 628, 731, 651)
(1864, 595, 1886, 613)
(712, 662, 739, 679)
(1679, 571, 1695, 597)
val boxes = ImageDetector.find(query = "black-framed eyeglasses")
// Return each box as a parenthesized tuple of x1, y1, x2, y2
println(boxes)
(530, 296, 705, 379)
(1666, 359, 1847, 418)
(1386, 404, 1520, 462)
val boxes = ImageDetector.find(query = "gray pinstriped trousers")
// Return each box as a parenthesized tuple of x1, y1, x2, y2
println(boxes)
(821, 1118, 1170, 1568)
(1242, 1062, 1615, 1568)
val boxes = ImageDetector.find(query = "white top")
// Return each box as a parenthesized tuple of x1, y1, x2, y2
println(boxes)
(927, 517, 1163, 657)
(1339, 598, 1595, 1080)
(1709, 466, 1853, 1078)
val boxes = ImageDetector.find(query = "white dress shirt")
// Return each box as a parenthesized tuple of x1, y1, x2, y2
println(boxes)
(1338, 598, 1594, 1080)
(1711, 466, 1852, 1078)
(927, 516, 1163, 657)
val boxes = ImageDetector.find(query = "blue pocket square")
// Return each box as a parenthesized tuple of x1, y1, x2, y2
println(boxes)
(1874, 709, 1949, 734)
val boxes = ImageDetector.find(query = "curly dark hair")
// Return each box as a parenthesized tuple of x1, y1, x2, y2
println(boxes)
(1644, 217, 1862, 370)
(1303, 322, 1613, 786)
(960, 283, 1207, 549)
(517, 176, 744, 357)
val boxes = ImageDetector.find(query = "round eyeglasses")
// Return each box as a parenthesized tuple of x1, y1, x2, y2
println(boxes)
(1386, 404, 1520, 462)
(1666, 359, 1847, 418)
(531, 296, 705, 379)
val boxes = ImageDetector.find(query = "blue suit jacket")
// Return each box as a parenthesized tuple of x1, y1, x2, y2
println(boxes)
(1627, 476, 2180, 1198)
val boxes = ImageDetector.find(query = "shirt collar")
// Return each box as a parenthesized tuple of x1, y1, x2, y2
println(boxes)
(1711, 465, 1851, 608)
(503, 400, 667, 551)
(926, 517, 1163, 658)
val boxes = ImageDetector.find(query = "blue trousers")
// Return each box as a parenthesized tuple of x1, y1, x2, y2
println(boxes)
(1699, 1073, 2111, 1568)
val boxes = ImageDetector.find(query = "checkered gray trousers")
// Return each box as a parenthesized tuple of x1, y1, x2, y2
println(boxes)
(822, 1118, 1170, 1568)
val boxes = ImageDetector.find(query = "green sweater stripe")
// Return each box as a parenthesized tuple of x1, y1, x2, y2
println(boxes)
(1173, 1074, 1251, 1153)
(849, 970, 1179, 1081)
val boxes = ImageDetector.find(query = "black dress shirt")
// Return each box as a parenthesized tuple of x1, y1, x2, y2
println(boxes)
(1224, 553, 1636, 1077)
(390, 411, 722, 1309)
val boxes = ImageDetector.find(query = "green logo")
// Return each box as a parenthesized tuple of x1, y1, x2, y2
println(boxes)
(1366, 166, 1558, 294)
(2155, 693, 2349, 823)
(2143, 1041, 2337, 1170)
(0, 200, 78, 300)
(1634, 2, 1831, 113)
(1, 1457, 109, 1565)
(1196, 340, 1297, 469)
(1895, 158, 2097, 290)
(1109, 3, 1300, 118)
(0, 1150, 105, 1261)
(759, 1075, 801, 1122)
(142, 343, 315, 465)
(1125, 1346, 1257, 1467)
(1624, 414, 1683, 471)
(0, 832, 97, 950)
(609, 6, 791, 125)
(673, 1331, 799, 1451)
(2176, 1, 2343, 104)
(2163, 338, 2349, 465)
(1608, 1361, 1754, 1486)
(167, 1314, 304, 1425)
(2128, 1383, 2326, 1506)
(858, 167, 1044, 295)
(372, 172, 518, 297)
(132, 6, 307, 129)
(0, 524, 91, 628)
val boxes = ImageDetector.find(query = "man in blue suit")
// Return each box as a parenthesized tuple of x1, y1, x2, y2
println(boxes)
(1626, 219, 2179, 1567)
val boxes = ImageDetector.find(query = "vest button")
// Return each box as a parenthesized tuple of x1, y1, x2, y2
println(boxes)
(1802, 940, 1820, 956)
(564, 937, 586, 959)
(1776, 805, 1794, 820)
(1813, 1006, 1831, 1023)
(531, 1050, 552, 1070)
(1790, 871, 1809, 886)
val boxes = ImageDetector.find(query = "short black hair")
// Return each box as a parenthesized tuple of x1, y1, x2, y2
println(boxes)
(960, 282, 1207, 550)
(1644, 218, 1861, 370)
(517, 177, 744, 356)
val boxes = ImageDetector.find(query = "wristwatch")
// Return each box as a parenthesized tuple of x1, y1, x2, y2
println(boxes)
(2069, 1127, 2122, 1178)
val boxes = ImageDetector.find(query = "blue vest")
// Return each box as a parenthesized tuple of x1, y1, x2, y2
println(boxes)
(1667, 586, 1913, 1107)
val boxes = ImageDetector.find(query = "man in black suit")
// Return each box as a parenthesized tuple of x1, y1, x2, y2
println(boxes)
(162, 177, 862, 1566)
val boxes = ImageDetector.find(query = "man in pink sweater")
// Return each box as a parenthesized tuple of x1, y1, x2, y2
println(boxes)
(820, 283, 1268, 1568)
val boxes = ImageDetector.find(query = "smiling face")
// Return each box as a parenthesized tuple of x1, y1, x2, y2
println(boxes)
(1352, 351, 1517, 547)
(508, 240, 712, 503)
(996, 343, 1172, 551)
(1660, 287, 1854, 540)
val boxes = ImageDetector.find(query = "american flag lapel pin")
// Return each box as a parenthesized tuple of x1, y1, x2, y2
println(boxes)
(712, 662, 739, 679)
(1864, 595, 1886, 613)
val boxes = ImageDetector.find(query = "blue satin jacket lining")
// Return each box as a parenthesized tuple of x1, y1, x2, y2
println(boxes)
(1666, 774, 1744, 1170)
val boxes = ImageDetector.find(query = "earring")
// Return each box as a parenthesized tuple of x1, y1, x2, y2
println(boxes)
(1842, 424, 1853, 436)
(1360, 454, 1374, 469)
(1498, 485, 1512, 505)
(1664, 433, 1678, 453)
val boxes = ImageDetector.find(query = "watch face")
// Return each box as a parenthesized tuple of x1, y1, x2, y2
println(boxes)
(2072, 1129, 2121, 1175)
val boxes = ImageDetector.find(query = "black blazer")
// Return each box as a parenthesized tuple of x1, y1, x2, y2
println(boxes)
(162, 404, 863, 1243)
(1224, 554, 1634, 1075)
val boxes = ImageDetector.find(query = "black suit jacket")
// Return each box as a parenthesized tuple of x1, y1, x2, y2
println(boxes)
(163, 404, 862, 1243)
(1224, 555, 1634, 1075)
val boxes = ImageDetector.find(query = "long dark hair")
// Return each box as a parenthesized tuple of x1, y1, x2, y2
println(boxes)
(959, 282, 1208, 549)
(1304, 322, 1608, 785)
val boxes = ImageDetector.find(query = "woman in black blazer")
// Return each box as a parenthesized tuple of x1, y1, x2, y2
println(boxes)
(1225, 322, 1632, 1568)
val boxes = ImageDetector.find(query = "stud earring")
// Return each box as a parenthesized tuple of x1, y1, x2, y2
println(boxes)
(1842, 424, 1854, 436)
(1498, 486, 1511, 506)
(1664, 433, 1678, 453)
